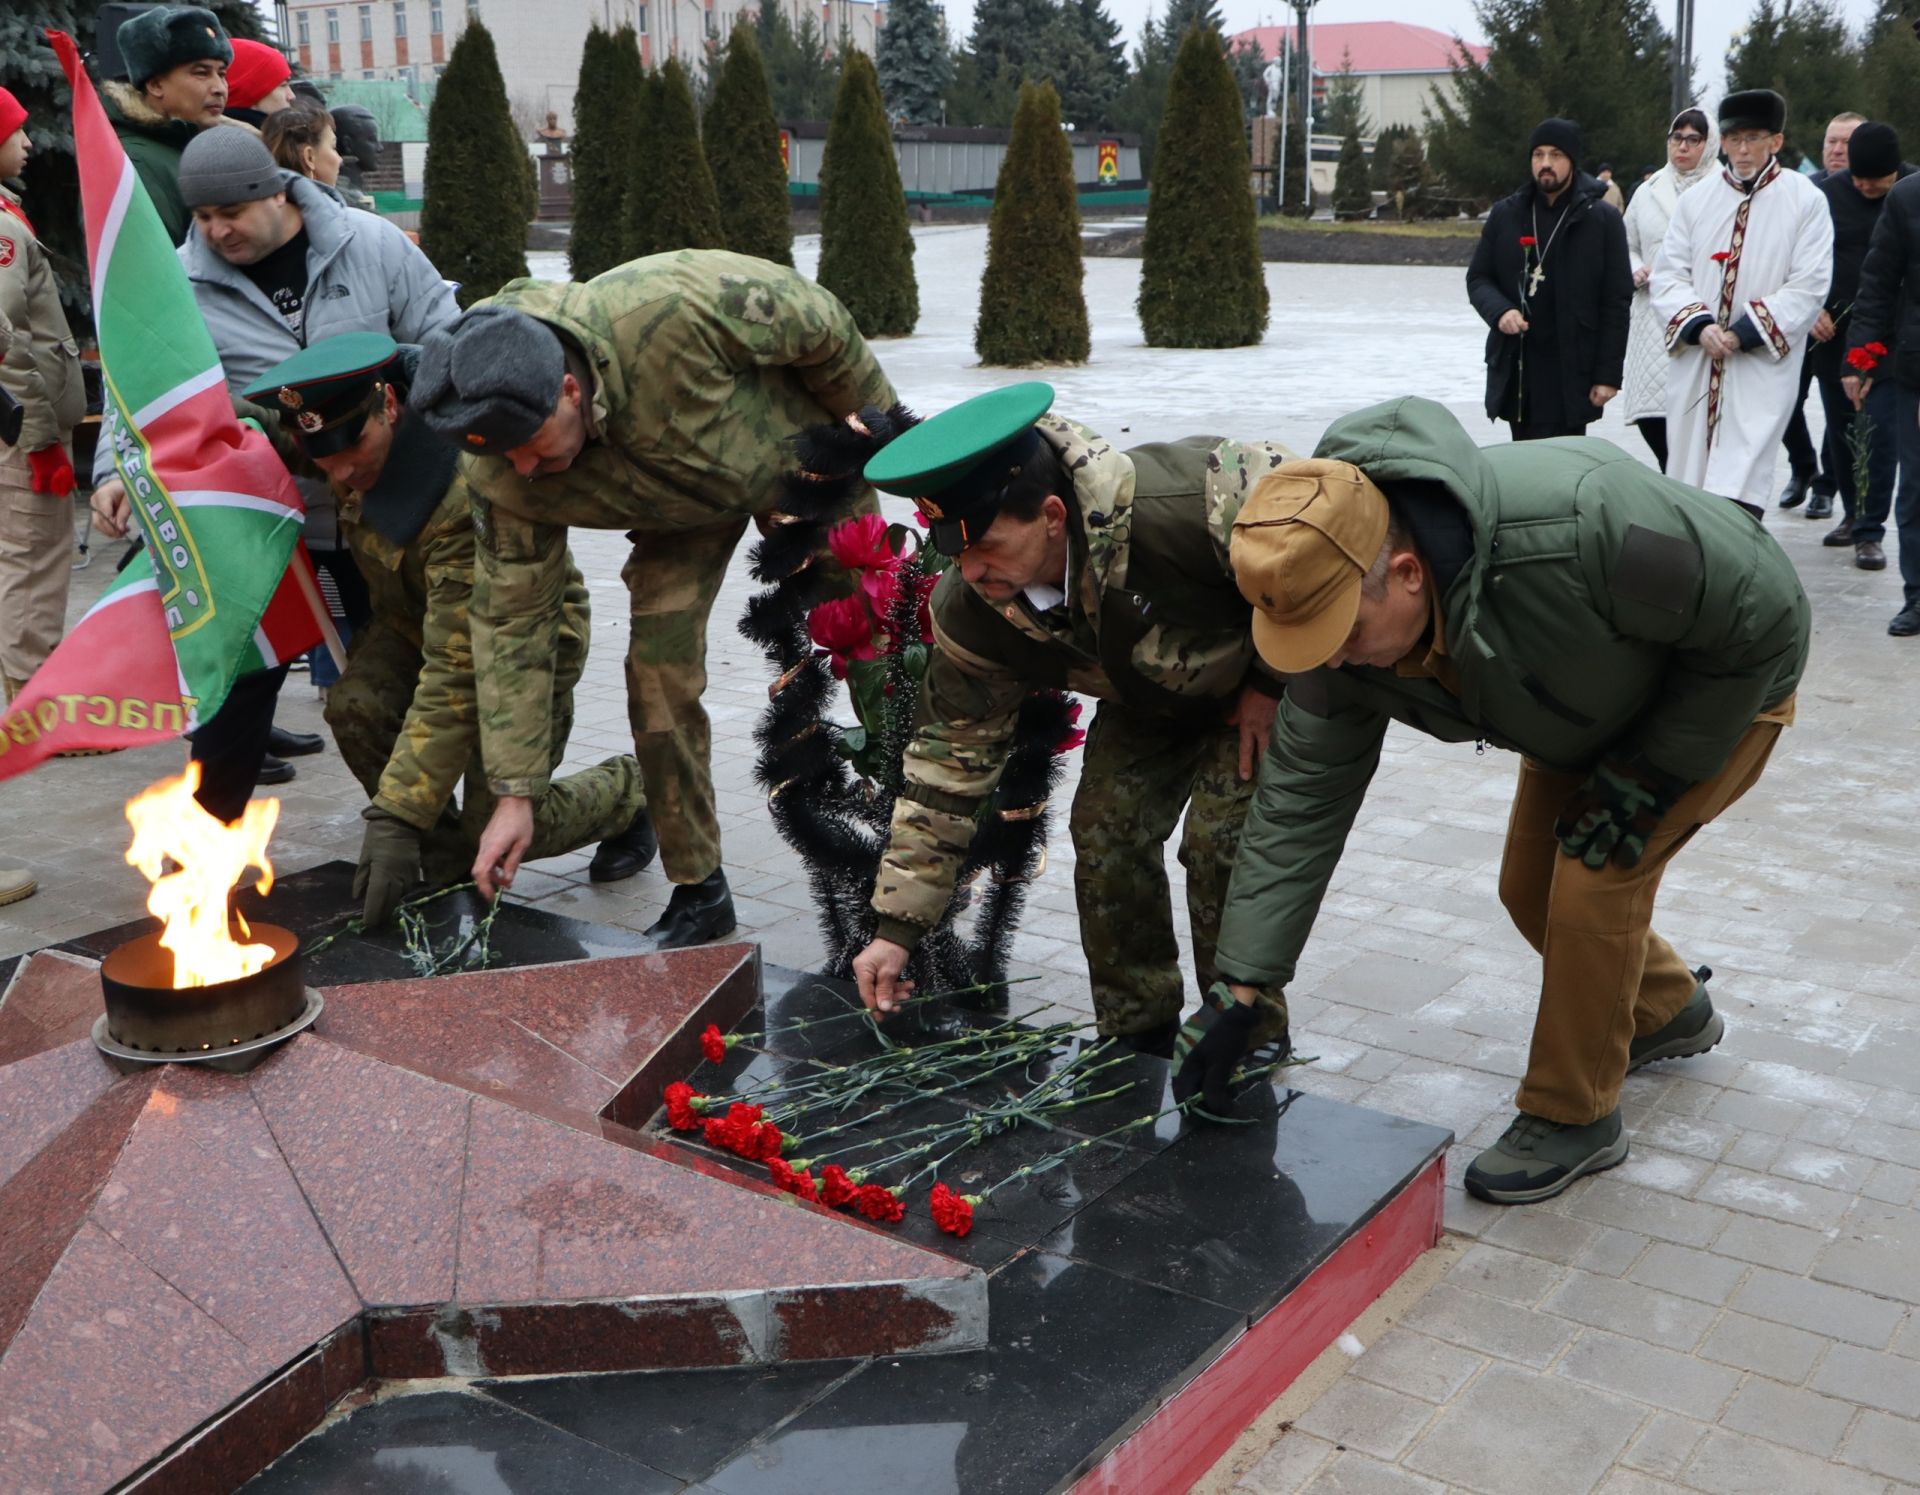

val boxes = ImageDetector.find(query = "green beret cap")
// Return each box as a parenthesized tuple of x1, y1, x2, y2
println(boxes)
(243, 332, 403, 457)
(865, 382, 1055, 555)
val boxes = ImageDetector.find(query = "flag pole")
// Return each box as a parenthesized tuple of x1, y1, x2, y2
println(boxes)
(290, 554, 348, 672)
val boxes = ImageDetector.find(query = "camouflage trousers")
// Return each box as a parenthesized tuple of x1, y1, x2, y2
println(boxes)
(1068, 699, 1287, 1043)
(620, 493, 875, 885)
(325, 620, 643, 883)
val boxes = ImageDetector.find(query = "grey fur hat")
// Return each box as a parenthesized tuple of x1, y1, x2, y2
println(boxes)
(118, 5, 233, 87)
(412, 308, 567, 454)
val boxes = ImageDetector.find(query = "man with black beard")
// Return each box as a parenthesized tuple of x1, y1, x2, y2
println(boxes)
(1468, 118, 1633, 441)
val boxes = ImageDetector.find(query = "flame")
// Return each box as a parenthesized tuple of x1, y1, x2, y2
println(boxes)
(124, 763, 279, 988)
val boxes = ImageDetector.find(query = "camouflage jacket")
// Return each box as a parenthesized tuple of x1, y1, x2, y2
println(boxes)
(871, 418, 1295, 946)
(342, 415, 592, 830)
(467, 250, 896, 795)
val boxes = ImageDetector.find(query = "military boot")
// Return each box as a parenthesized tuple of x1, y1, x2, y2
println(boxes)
(1113, 1017, 1180, 1059)
(1629, 966, 1724, 1071)
(644, 869, 737, 950)
(1465, 1109, 1628, 1204)
(589, 808, 658, 883)
(0, 867, 37, 908)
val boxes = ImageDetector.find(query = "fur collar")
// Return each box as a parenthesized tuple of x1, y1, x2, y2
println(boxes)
(100, 79, 261, 138)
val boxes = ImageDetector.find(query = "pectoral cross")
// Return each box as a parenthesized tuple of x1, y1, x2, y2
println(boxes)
(1527, 263, 1545, 296)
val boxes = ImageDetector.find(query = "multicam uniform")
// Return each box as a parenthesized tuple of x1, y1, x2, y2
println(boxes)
(323, 407, 642, 880)
(870, 416, 1295, 1041)
(463, 251, 896, 884)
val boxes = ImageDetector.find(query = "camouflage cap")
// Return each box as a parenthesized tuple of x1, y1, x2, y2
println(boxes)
(1230, 459, 1391, 675)
(411, 306, 565, 455)
(242, 332, 403, 457)
(864, 382, 1055, 556)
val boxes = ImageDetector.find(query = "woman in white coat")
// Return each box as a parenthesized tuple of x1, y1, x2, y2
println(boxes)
(1621, 108, 1716, 469)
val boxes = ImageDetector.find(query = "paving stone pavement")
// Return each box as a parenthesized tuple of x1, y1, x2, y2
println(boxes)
(6, 229, 1920, 1494)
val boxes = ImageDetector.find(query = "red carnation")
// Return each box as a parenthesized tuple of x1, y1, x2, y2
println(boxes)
(769, 1158, 820, 1202)
(699, 1023, 729, 1065)
(1866, 341, 1888, 356)
(769, 1157, 796, 1190)
(664, 1081, 705, 1131)
(929, 1182, 977, 1238)
(807, 595, 879, 679)
(828, 513, 895, 572)
(855, 1183, 907, 1223)
(1518, 235, 1537, 247)
(1847, 346, 1882, 373)
(819, 1164, 859, 1207)
(702, 1101, 764, 1153)
(743, 1121, 787, 1162)
(1711, 251, 1731, 263)
(702, 1115, 735, 1149)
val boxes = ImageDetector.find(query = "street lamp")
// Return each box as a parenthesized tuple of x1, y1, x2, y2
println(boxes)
(1291, 0, 1319, 216)
(1670, 0, 1693, 116)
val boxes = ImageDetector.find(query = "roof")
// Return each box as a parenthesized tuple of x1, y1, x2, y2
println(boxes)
(1230, 21, 1489, 74)
(315, 80, 434, 142)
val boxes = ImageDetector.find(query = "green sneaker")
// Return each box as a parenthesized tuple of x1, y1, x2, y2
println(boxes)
(1464, 1109, 1628, 1204)
(1629, 966, 1724, 1072)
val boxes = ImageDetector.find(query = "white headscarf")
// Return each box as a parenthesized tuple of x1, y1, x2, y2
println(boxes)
(1667, 106, 1719, 197)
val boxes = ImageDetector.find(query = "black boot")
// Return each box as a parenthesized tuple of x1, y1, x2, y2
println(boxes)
(267, 725, 325, 757)
(256, 754, 295, 785)
(1113, 1018, 1180, 1059)
(644, 869, 737, 949)
(588, 808, 657, 883)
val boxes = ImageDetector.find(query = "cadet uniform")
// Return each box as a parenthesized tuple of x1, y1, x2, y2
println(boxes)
(862, 383, 1293, 1048)
(411, 250, 895, 943)
(243, 334, 648, 922)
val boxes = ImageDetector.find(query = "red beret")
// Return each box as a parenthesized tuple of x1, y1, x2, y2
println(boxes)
(225, 38, 291, 110)
(0, 88, 26, 144)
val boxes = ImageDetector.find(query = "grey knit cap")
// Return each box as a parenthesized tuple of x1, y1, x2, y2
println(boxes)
(411, 307, 567, 454)
(177, 128, 293, 208)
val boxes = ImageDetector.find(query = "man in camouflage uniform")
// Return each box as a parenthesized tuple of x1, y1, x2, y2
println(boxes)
(243, 333, 654, 926)
(851, 383, 1293, 1060)
(410, 251, 896, 948)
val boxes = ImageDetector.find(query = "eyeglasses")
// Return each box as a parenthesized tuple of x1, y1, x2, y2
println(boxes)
(1668, 133, 1707, 145)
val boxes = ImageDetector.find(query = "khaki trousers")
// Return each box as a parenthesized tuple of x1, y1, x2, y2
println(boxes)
(0, 447, 73, 686)
(1498, 706, 1790, 1125)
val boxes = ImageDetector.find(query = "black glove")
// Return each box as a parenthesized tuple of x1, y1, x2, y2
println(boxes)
(1554, 754, 1691, 871)
(1172, 988, 1260, 1119)
(353, 809, 423, 927)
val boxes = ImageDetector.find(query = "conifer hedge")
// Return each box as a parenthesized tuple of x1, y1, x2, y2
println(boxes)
(703, 21, 794, 266)
(419, 21, 530, 308)
(1137, 26, 1267, 348)
(976, 81, 1089, 365)
(625, 59, 726, 259)
(1332, 123, 1373, 219)
(569, 24, 643, 281)
(817, 51, 918, 336)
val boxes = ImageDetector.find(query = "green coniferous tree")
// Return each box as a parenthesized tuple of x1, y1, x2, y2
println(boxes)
(625, 58, 725, 259)
(1859, 1, 1920, 151)
(568, 25, 642, 281)
(420, 21, 529, 308)
(976, 81, 1088, 365)
(1138, 26, 1266, 347)
(758, 0, 844, 119)
(1332, 123, 1372, 218)
(1279, 90, 1310, 217)
(817, 50, 917, 335)
(620, 69, 661, 260)
(1725, 0, 1859, 168)
(1370, 123, 1410, 189)
(877, 0, 952, 125)
(1057, 0, 1128, 127)
(969, 0, 1063, 91)
(704, 20, 793, 264)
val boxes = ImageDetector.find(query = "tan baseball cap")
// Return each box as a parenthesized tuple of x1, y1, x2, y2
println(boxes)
(1230, 459, 1392, 674)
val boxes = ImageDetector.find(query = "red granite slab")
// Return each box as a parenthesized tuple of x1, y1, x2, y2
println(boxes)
(0, 949, 104, 1065)
(316, 944, 760, 1127)
(0, 1221, 263, 1494)
(0, 1036, 119, 1191)
(248, 1036, 470, 1308)
(89, 1067, 360, 1367)
(0, 1069, 157, 1357)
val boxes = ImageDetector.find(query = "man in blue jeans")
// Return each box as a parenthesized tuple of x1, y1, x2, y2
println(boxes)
(1847, 157, 1920, 635)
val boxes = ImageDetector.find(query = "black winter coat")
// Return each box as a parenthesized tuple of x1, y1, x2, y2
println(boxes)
(1812, 166, 1914, 381)
(1466, 173, 1633, 422)
(1850, 173, 1920, 389)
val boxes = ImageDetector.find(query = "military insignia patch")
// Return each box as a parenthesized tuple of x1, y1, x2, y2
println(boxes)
(914, 496, 945, 521)
(277, 387, 303, 410)
(297, 410, 324, 433)
(0, 238, 14, 268)
(466, 433, 487, 447)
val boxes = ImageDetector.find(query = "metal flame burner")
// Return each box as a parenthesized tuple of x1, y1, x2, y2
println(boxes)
(92, 923, 322, 1069)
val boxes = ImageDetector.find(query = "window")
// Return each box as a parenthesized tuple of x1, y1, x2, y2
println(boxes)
(704, 7, 714, 34)
(430, 2, 443, 33)
(362, 68, 375, 78)
(393, 1, 407, 36)
(359, 4, 372, 40)
(326, 9, 340, 43)
(297, 11, 309, 43)
(635, 3, 647, 33)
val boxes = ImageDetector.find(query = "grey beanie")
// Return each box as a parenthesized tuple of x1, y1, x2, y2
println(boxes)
(412, 307, 567, 454)
(178, 128, 292, 208)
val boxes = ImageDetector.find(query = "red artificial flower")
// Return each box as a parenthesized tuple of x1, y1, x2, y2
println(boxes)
(1847, 345, 1882, 373)
(1053, 699, 1087, 756)
(862, 563, 902, 618)
(807, 595, 879, 679)
(828, 513, 895, 572)
(855, 1183, 907, 1223)
(664, 1081, 706, 1131)
(929, 1182, 978, 1238)
(819, 1164, 859, 1207)
(1710, 251, 1731, 263)
(699, 1023, 729, 1065)
(1518, 235, 1537, 247)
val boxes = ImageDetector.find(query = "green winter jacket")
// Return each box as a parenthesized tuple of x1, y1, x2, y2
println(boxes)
(101, 80, 209, 246)
(1214, 396, 1809, 990)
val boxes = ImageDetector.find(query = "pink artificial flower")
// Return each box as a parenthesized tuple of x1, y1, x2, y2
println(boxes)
(828, 513, 894, 572)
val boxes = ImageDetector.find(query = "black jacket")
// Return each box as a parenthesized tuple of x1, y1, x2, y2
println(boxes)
(1466, 173, 1633, 422)
(1814, 166, 1915, 380)
(1850, 172, 1920, 389)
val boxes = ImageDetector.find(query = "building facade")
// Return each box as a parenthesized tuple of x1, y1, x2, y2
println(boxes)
(1229, 20, 1488, 135)
(279, 0, 881, 131)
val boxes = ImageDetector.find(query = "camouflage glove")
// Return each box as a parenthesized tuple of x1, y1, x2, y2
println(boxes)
(1172, 985, 1261, 1120)
(354, 809, 422, 928)
(1554, 754, 1691, 871)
